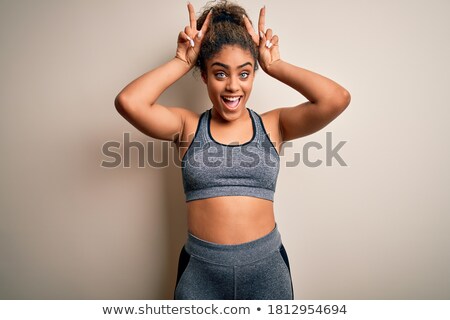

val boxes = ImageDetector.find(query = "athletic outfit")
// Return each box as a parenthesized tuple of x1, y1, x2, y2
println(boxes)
(175, 108, 293, 300)
(182, 108, 279, 202)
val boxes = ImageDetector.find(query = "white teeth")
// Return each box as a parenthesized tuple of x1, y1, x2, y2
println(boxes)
(223, 96, 240, 101)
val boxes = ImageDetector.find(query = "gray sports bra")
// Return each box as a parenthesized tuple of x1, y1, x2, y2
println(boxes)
(181, 108, 280, 202)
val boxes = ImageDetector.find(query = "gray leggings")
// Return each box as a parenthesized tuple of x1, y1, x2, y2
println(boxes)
(174, 225, 293, 300)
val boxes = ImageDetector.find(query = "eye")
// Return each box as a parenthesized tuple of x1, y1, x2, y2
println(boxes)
(240, 72, 250, 79)
(215, 72, 227, 79)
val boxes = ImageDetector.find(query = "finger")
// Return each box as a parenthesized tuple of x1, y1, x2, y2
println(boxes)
(187, 2, 197, 30)
(243, 14, 259, 44)
(184, 27, 195, 47)
(266, 35, 279, 49)
(258, 30, 266, 50)
(177, 31, 186, 43)
(258, 6, 266, 34)
(197, 10, 212, 40)
(184, 26, 195, 37)
(265, 28, 273, 41)
(271, 35, 279, 46)
(178, 31, 193, 47)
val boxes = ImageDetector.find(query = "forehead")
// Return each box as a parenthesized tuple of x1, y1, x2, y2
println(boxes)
(207, 45, 255, 68)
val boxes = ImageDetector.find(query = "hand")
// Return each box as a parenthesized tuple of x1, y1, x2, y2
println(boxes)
(243, 7, 281, 73)
(175, 3, 211, 68)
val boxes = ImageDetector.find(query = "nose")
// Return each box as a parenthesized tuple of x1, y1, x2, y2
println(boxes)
(226, 75, 239, 92)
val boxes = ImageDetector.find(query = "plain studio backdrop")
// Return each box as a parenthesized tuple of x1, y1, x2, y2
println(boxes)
(1, 0, 449, 299)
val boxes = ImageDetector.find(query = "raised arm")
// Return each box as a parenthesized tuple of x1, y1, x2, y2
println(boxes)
(244, 7, 351, 142)
(114, 4, 211, 141)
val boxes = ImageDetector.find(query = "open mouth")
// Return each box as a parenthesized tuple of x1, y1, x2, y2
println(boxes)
(221, 96, 242, 110)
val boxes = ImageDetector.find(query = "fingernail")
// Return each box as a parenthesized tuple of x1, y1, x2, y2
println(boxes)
(260, 31, 264, 39)
(265, 40, 270, 48)
(197, 30, 202, 39)
(187, 36, 195, 47)
(268, 42, 273, 49)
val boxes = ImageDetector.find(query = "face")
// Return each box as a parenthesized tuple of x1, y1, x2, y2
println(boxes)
(202, 45, 256, 122)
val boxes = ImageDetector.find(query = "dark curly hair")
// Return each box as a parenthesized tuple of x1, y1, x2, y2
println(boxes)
(196, 0, 259, 74)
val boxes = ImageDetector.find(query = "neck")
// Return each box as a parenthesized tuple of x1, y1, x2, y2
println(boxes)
(211, 107, 249, 124)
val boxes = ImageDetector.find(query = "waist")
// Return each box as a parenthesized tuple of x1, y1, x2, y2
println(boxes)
(185, 224, 282, 266)
(187, 196, 275, 244)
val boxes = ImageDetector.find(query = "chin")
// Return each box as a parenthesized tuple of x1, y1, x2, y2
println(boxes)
(213, 105, 246, 122)
(212, 98, 249, 121)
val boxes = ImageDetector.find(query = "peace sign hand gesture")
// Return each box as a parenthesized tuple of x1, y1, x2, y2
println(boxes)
(175, 3, 212, 68)
(243, 7, 281, 73)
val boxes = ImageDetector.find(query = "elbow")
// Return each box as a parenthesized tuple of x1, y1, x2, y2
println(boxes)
(318, 88, 351, 119)
(114, 92, 134, 117)
(337, 88, 351, 109)
(331, 88, 351, 114)
(114, 92, 126, 113)
(115, 90, 152, 118)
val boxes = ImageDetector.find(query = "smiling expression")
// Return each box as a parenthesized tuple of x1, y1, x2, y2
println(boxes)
(202, 45, 256, 122)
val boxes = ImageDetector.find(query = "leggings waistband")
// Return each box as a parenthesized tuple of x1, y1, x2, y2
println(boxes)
(185, 225, 282, 266)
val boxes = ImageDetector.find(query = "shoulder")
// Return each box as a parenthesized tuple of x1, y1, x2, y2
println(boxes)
(174, 107, 204, 145)
(173, 107, 200, 124)
(258, 109, 283, 153)
(259, 108, 280, 125)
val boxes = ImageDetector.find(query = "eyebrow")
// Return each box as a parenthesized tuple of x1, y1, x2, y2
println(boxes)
(211, 62, 253, 69)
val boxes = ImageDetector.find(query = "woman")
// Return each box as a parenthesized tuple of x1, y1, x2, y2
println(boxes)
(115, 1, 350, 300)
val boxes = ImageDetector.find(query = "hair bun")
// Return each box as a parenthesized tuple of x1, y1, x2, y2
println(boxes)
(195, 1, 259, 74)
(212, 8, 242, 25)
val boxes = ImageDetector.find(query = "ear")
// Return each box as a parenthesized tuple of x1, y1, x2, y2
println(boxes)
(201, 71, 207, 84)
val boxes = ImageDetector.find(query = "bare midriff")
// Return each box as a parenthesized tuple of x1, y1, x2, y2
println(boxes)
(187, 196, 275, 245)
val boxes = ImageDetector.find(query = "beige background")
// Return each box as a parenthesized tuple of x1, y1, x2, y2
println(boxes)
(1, 0, 449, 299)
